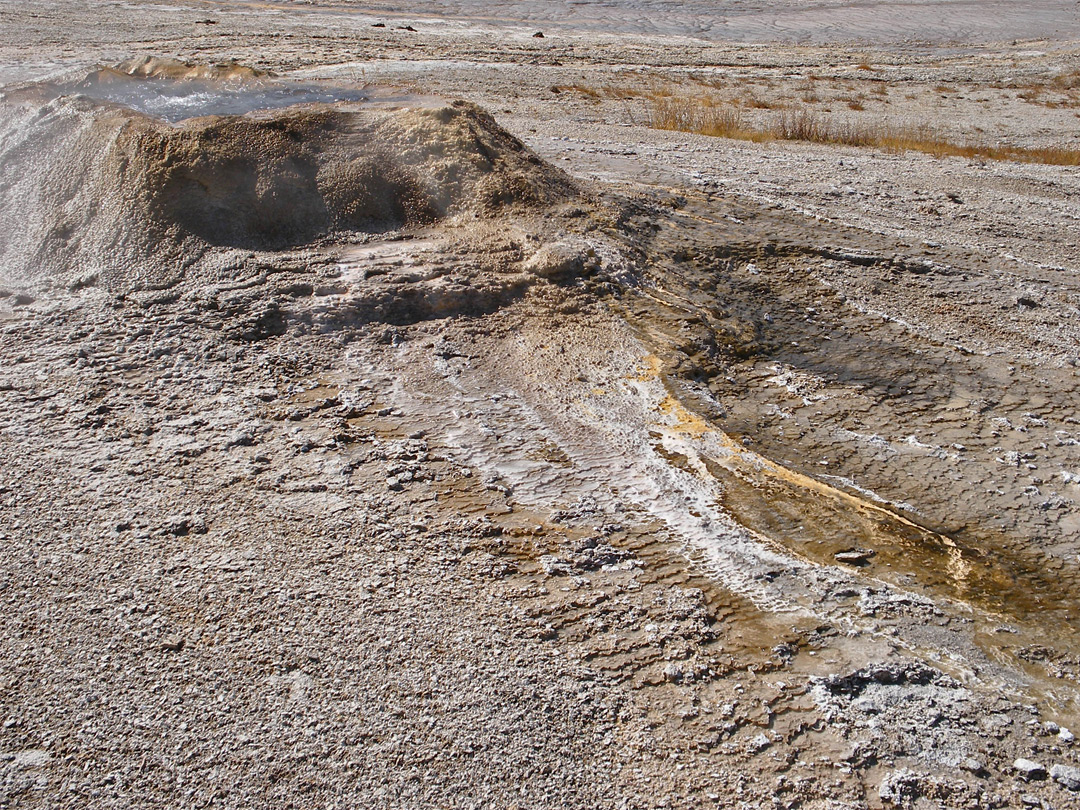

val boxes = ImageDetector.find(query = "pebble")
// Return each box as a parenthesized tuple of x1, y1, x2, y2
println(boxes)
(834, 547, 875, 565)
(748, 733, 771, 753)
(662, 663, 684, 683)
(159, 636, 184, 652)
(1050, 763, 1080, 791)
(960, 757, 985, 774)
(1014, 758, 1047, 780)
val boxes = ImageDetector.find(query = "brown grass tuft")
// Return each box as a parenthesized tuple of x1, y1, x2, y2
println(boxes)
(646, 97, 769, 142)
(644, 96, 1080, 166)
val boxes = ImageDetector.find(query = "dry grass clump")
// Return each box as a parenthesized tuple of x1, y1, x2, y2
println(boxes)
(1052, 71, 1080, 90)
(552, 74, 678, 101)
(645, 98, 767, 141)
(742, 95, 779, 110)
(553, 82, 658, 100)
(645, 96, 1080, 166)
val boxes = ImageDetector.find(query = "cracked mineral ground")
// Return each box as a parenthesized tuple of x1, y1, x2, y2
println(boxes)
(4, 2, 1080, 809)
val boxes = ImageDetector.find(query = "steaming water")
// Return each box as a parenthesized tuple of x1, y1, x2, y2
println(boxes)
(1, 65, 434, 125)
(48, 76, 379, 123)
(68, 79, 372, 123)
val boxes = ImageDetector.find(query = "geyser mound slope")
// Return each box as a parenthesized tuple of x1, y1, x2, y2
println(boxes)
(0, 63, 578, 291)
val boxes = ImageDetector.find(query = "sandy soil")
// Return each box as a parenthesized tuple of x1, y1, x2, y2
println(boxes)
(4, 2, 1080, 808)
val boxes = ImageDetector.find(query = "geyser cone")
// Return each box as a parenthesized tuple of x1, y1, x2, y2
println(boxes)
(0, 61, 577, 291)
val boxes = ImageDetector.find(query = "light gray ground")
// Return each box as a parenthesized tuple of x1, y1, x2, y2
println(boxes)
(4, 2, 1080, 809)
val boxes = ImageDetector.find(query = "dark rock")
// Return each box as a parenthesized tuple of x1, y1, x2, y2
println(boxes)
(821, 663, 949, 697)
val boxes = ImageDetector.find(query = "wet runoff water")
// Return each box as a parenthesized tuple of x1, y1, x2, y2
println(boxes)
(14, 65, 424, 123)
(68, 77, 372, 123)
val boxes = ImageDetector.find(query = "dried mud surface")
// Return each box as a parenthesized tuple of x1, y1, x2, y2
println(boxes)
(4, 2, 1080, 809)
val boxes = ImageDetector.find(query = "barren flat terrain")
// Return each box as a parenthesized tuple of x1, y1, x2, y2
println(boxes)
(4, 1, 1080, 808)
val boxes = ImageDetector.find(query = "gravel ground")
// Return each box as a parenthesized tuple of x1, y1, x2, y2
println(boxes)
(4, 2, 1080, 808)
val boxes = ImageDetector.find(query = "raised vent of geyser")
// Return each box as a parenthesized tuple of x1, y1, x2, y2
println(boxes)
(0, 59, 576, 290)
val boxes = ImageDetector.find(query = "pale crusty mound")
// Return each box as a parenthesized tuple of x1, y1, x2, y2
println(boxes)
(0, 62, 577, 291)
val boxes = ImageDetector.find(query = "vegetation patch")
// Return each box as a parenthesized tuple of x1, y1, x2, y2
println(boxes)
(644, 96, 1080, 166)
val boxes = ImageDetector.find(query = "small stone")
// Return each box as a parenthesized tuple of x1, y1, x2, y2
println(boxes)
(960, 757, 985, 774)
(523, 242, 586, 279)
(225, 429, 255, 448)
(165, 516, 191, 536)
(1014, 758, 1047, 780)
(878, 769, 920, 804)
(747, 733, 771, 753)
(662, 663, 684, 683)
(1060, 727, 1075, 744)
(834, 547, 875, 565)
(1050, 764, 1080, 791)
(532, 30, 545, 38)
(160, 636, 184, 652)
(539, 555, 572, 576)
(12, 749, 50, 768)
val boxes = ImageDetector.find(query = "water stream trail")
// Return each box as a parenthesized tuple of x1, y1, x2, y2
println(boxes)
(318, 194, 1080, 718)
(610, 191, 1080, 711)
